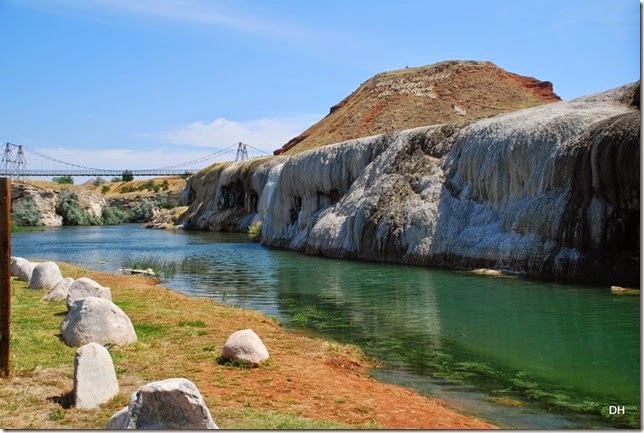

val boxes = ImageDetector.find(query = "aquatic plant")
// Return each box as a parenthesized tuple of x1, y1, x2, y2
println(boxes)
(247, 221, 262, 238)
(121, 256, 207, 280)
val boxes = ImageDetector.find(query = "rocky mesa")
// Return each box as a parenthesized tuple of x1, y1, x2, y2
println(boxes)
(177, 61, 639, 286)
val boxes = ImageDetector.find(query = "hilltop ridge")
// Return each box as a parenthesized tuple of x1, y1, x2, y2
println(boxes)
(274, 60, 560, 155)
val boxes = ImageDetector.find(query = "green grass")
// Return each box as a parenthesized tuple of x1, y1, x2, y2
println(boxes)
(9, 280, 76, 372)
(1, 268, 384, 430)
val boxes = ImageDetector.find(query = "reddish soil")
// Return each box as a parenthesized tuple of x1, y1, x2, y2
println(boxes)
(274, 60, 560, 155)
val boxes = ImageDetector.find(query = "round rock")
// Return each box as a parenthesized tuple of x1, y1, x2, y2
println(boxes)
(66, 277, 112, 311)
(42, 277, 74, 302)
(14, 259, 38, 282)
(221, 329, 269, 366)
(28, 261, 63, 290)
(106, 378, 218, 429)
(60, 297, 137, 347)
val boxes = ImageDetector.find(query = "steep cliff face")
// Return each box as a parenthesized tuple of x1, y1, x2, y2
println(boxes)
(11, 183, 107, 226)
(179, 82, 639, 286)
(180, 157, 279, 231)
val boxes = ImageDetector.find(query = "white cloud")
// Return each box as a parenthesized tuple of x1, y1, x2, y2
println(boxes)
(21, 0, 331, 42)
(23, 113, 320, 176)
(159, 114, 321, 153)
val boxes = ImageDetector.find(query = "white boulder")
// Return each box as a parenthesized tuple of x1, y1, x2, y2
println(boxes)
(28, 261, 63, 290)
(13, 259, 38, 282)
(221, 329, 270, 366)
(60, 297, 137, 347)
(105, 378, 218, 429)
(11, 256, 28, 276)
(66, 277, 112, 311)
(73, 342, 119, 409)
(42, 277, 74, 302)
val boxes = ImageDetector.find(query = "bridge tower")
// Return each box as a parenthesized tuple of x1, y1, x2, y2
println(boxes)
(2, 143, 27, 179)
(235, 142, 249, 161)
(15, 146, 26, 179)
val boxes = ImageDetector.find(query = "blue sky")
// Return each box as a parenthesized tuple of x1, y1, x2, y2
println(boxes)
(0, 0, 640, 173)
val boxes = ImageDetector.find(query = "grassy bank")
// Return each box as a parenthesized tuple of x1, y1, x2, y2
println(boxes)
(0, 262, 495, 429)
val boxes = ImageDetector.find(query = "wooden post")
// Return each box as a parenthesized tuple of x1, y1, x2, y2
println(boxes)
(0, 177, 10, 377)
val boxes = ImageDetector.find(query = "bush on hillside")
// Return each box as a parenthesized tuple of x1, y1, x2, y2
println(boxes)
(12, 199, 41, 226)
(129, 198, 155, 222)
(56, 189, 101, 226)
(101, 205, 127, 225)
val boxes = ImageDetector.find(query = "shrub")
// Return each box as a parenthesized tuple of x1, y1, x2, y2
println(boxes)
(93, 177, 106, 187)
(56, 189, 101, 226)
(129, 198, 155, 222)
(101, 185, 111, 195)
(12, 199, 41, 226)
(247, 221, 262, 238)
(155, 192, 168, 209)
(101, 205, 127, 225)
(52, 175, 73, 185)
(111, 176, 122, 182)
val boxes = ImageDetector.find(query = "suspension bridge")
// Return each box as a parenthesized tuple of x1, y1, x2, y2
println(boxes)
(1, 142, 270, 179)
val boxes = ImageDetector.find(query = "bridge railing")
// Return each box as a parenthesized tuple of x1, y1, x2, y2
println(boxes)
(18, 169, 199, 177)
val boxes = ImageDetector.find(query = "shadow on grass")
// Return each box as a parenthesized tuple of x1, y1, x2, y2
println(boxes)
(47, 390, 74, 409)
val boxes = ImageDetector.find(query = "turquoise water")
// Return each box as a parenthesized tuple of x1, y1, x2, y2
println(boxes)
(12, 225, 640, 428)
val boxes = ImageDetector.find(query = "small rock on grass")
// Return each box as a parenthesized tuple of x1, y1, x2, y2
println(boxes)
(221, 329, 270, 367)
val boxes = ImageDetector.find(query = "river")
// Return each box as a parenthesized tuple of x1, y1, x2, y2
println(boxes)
(11, 224, 640, 429)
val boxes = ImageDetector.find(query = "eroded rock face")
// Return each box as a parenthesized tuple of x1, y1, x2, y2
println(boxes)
(221, 329, 269, 366)
(28, 261, 63, 290)
(73, 342, 119, 409)
(10, 183, 107, 227)
(60, 297, 137, 347)
(11, 184, 62, 226)
(179, 81, 640, 286)
(105, 378, 218, 429)
(66, 277, 112, 311)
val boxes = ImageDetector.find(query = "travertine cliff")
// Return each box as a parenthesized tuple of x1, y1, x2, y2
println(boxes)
(11, 183, 107, 226)
(179, 82, 639, 286)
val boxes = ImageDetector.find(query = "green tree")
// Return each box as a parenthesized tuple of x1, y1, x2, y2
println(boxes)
(111, 176, 122, 182)
(53, 175, 74, 185)
(122, 170, 134, 182)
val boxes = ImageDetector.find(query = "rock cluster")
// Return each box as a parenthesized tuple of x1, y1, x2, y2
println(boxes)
(11, 257, 38, 282)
